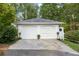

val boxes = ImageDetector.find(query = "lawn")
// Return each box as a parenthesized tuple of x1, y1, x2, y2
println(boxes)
(63, 38, 79, 52)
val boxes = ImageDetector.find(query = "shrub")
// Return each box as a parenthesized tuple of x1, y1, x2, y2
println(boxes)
(0, 25, 18, 44)
(65, 30, 79, 43)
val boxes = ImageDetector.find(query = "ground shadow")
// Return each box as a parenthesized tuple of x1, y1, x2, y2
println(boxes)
(3, 49, 79, 56)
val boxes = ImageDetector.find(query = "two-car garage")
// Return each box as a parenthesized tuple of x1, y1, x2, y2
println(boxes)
(17, 18, 64, 40)
(18, 25, 59, 39)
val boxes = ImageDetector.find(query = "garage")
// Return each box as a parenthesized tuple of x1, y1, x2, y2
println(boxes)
(17, 18, 64, 40)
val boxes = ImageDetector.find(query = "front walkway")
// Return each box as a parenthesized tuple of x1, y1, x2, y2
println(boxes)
(5, 39, 79, 56)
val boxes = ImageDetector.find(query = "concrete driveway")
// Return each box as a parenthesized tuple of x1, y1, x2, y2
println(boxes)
(5, 39, 79, 56)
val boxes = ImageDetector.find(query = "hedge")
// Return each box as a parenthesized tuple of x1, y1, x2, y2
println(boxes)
(0, 25, 18, 44)
(65, 30, 79, 43)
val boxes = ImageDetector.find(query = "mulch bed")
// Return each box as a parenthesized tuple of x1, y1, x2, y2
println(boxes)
(0, 44, 9, 55)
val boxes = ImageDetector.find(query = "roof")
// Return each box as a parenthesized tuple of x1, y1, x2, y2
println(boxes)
(16, 18, 63, 25)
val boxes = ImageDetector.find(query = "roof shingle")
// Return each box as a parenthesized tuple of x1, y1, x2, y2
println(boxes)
(17, 18, 63, 25)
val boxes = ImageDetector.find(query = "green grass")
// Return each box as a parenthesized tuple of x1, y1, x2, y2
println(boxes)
(63, 38, 79, 52)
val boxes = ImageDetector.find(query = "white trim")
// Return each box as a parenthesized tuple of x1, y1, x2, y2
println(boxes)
(17, 22, 63, 25)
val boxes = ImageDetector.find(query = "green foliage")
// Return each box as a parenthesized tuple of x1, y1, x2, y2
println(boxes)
(40, 3, 79, 31)
(0, 4, 17, 44)
(65, 30, 79, 43)
(64, 39, 79, 52)
(25, 4, 38, 19)
(62, 4, 79, 22)
(62, 23, 70, 32)
(62, 4, 79, 30)
(0, 4, 16, 25)
(12, 3, 38, 19)
(40, 3, 63, 21)
(0, 25, 18, 44)
(0, 4, 16, 38)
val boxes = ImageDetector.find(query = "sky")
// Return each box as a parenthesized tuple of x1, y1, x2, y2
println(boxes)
(38, 3, 42, 7)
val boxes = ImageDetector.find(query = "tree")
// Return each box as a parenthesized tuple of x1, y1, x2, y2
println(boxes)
(40, 3, 79, 31)
(62, 3, 79, 30)
(0, 3, 16, 38)
(12, 3, 38, 20)
(40, 3, 63, 21)
(11, 3, 24, 20)
(0, 25, 18, 43)
(24, 3, 38, 19)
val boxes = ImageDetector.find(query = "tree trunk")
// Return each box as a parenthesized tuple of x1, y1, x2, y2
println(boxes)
(70, 19, 73, 30)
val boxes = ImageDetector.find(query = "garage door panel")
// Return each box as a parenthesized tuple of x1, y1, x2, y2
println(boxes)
(40, 33, 57, 39)
(18, 25, 38, 39)
(18, 25, 59, 39)
(39, 25, 58, 39)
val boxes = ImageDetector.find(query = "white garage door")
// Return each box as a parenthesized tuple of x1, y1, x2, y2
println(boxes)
(18, 25, 59, 39)
(18, 25, 38, 39)
(39, 25, 58, 39)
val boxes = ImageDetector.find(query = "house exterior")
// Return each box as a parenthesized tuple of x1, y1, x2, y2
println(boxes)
(16, 18, 64, 40)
